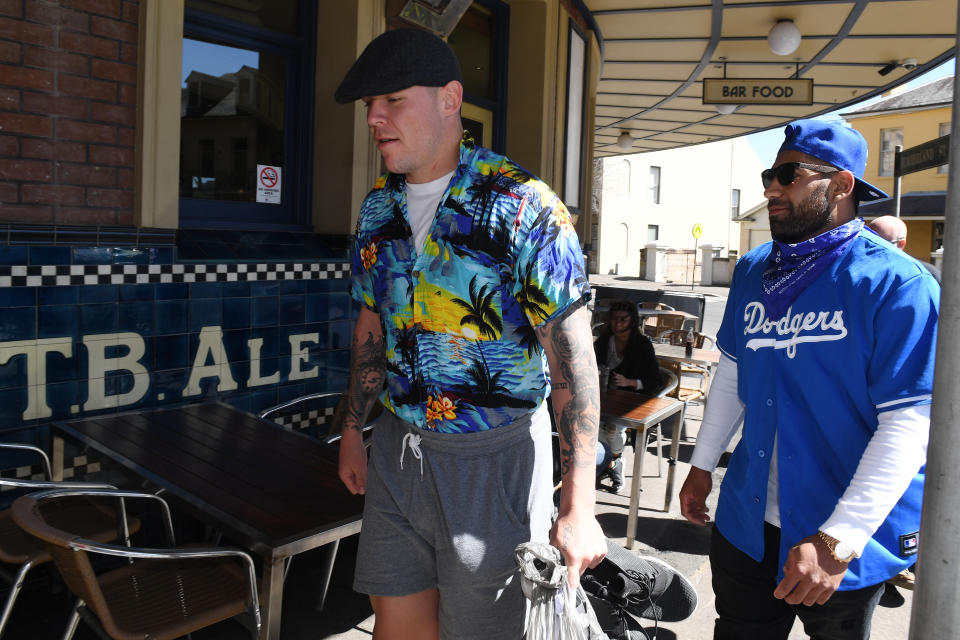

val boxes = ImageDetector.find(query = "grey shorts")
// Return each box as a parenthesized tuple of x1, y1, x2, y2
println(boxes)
(353, 404, 554, 640)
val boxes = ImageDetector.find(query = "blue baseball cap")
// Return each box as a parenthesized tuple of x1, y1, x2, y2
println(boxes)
(778, 119, 888, 201)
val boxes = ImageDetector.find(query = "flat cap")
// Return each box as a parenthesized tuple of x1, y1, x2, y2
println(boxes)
(335, 28, 462, 104)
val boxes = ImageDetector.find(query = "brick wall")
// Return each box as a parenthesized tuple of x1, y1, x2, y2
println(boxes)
(0, 0, 139, 226)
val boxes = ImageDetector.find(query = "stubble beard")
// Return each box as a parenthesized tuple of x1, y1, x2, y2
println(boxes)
(769, 182, 833, 244)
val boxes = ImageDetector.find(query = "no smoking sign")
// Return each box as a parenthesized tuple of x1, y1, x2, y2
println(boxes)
(256, 164, 282, 204)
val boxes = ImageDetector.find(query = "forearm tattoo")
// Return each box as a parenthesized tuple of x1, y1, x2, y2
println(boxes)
(538, 310, 600, 476)
(336, 330, 386, 433)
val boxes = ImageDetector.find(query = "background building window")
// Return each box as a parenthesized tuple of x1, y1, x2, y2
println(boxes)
(647, 224, 659, 242)
(939, 122, 950, 174)
(650, 166, 661, 204)
(879, 127, 903, 177)
(731, 188, 740, 219)
(179, 0, 316, 229)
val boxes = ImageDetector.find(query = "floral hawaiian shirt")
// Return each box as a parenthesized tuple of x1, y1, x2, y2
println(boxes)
(351, 137, 589, 433)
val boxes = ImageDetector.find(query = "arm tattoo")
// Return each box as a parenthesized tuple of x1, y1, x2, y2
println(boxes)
(336, 330, 386, 433)
(537, 311, 600, 477)
(559, 520, 573, 553)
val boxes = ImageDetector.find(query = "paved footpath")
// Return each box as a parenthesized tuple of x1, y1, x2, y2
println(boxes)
(277, 275, 913, 640)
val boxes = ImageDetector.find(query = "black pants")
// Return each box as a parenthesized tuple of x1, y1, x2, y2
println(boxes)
(710, 523, 884, 640)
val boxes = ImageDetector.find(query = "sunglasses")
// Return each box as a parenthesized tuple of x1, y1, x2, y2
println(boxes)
(761, 162, 839, 189)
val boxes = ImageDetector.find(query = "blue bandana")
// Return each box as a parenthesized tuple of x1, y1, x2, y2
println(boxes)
(761, 218, 863, 320)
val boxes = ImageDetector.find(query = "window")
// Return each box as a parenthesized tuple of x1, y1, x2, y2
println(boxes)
(448, 0, 508, 152)
(179, 1, 316, 229)
(606, 159, 630, 193)
(939, 122, 950, 174)
(731, 188, 740, 219)
(647, 225, 659, 242)
(879, 128, 903, 177)
(650, 166, 661, 204)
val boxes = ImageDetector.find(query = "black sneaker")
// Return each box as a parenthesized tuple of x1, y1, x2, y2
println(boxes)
(585, 592, 651, 640)
(583, 538, 698, 623)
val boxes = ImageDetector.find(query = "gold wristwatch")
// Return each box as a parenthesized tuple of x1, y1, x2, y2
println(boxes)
(817, 531, 856, 563)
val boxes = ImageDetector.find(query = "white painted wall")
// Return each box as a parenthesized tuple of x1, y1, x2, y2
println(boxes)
(597, 137, 767, 276)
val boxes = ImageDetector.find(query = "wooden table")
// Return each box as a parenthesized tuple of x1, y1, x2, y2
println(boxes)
(601, 390, 685, 549)
(51, 402, 364, 640)
(654, 343, 721, 368)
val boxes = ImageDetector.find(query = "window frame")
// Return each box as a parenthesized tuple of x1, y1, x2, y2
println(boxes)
(879, 127, 903, 177)
(649, 166, 661, 204)
(731, 188, 740, 219)
(178, 3, 317, 230)
(455, 0, 509, 154)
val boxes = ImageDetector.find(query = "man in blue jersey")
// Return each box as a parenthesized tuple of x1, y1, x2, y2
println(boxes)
(679, 119, 938, 640)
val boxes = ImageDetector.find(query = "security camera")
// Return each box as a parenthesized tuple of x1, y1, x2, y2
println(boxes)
(902, 58, 918, 70)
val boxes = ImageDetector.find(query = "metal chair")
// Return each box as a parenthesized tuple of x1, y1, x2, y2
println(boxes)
(626, 367, 679, 485)
(12, 488, 260, 640)
(639, 302, 676, 337)
(258, 391, 344, 441)
(659, 329, 717, 393)
(258, 391, 380, 444)
(0, 443, 137, 638)
(258, 392, 378, 610)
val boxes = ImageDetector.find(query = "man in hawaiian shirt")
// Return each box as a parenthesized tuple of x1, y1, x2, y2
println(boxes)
(333, 28, 606, 639)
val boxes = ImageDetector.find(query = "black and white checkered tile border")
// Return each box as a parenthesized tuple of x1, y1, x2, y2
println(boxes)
(0, 455, 101, 491)
(0, 262, 350, 287)
(269, 406, 337, 432)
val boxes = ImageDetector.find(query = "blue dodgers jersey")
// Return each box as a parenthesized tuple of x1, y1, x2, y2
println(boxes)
(716, 230, 939, 590)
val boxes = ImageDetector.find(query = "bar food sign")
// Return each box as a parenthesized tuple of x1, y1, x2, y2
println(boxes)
(0, 327, 323, 420)
(703, 78, 813, 105)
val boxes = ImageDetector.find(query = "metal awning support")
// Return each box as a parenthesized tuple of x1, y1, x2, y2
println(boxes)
(894, 145, 903, 218)
(908, 3, 960, 636)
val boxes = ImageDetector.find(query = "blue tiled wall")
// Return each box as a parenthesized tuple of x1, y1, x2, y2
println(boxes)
(0, 243, 356, 435)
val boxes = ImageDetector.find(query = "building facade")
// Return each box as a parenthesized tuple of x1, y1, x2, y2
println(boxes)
(843, 76, 952, 263)
(596, 137, 766, 280)
(0, 1, 603, 455)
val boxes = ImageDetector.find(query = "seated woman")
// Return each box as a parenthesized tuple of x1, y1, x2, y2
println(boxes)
(594, 300, 663, 492)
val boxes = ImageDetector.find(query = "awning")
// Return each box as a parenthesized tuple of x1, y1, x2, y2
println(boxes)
(859, 191, 947, 217)
(586, 0, 957, 157)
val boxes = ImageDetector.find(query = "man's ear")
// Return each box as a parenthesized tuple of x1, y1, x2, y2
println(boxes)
(438, 80, 463, 116)
(831, 170, 856, 202)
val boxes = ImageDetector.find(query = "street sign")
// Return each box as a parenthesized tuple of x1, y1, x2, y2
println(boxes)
(895, 135, 950, 176)
(692, 223, 703, 239)
(703, 78, 813, 105)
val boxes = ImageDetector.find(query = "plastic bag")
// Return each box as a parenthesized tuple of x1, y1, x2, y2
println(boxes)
(515, 542, 610, 640)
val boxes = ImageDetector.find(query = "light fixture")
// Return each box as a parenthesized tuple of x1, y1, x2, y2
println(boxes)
(715, 103, 737, 115)
(616, 131, 633, 151)
(768, 19, 801, 56)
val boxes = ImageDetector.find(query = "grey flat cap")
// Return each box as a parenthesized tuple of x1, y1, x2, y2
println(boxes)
(335, 28, 462, 104)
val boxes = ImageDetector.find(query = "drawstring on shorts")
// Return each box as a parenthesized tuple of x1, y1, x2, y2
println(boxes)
(400, 432, 424, 478)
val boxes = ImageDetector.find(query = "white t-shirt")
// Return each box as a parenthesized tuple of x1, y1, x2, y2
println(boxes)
(406, 171, 454, 255)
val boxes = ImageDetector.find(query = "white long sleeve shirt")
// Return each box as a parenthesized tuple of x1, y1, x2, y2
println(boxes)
(690, 353, 929, 555)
